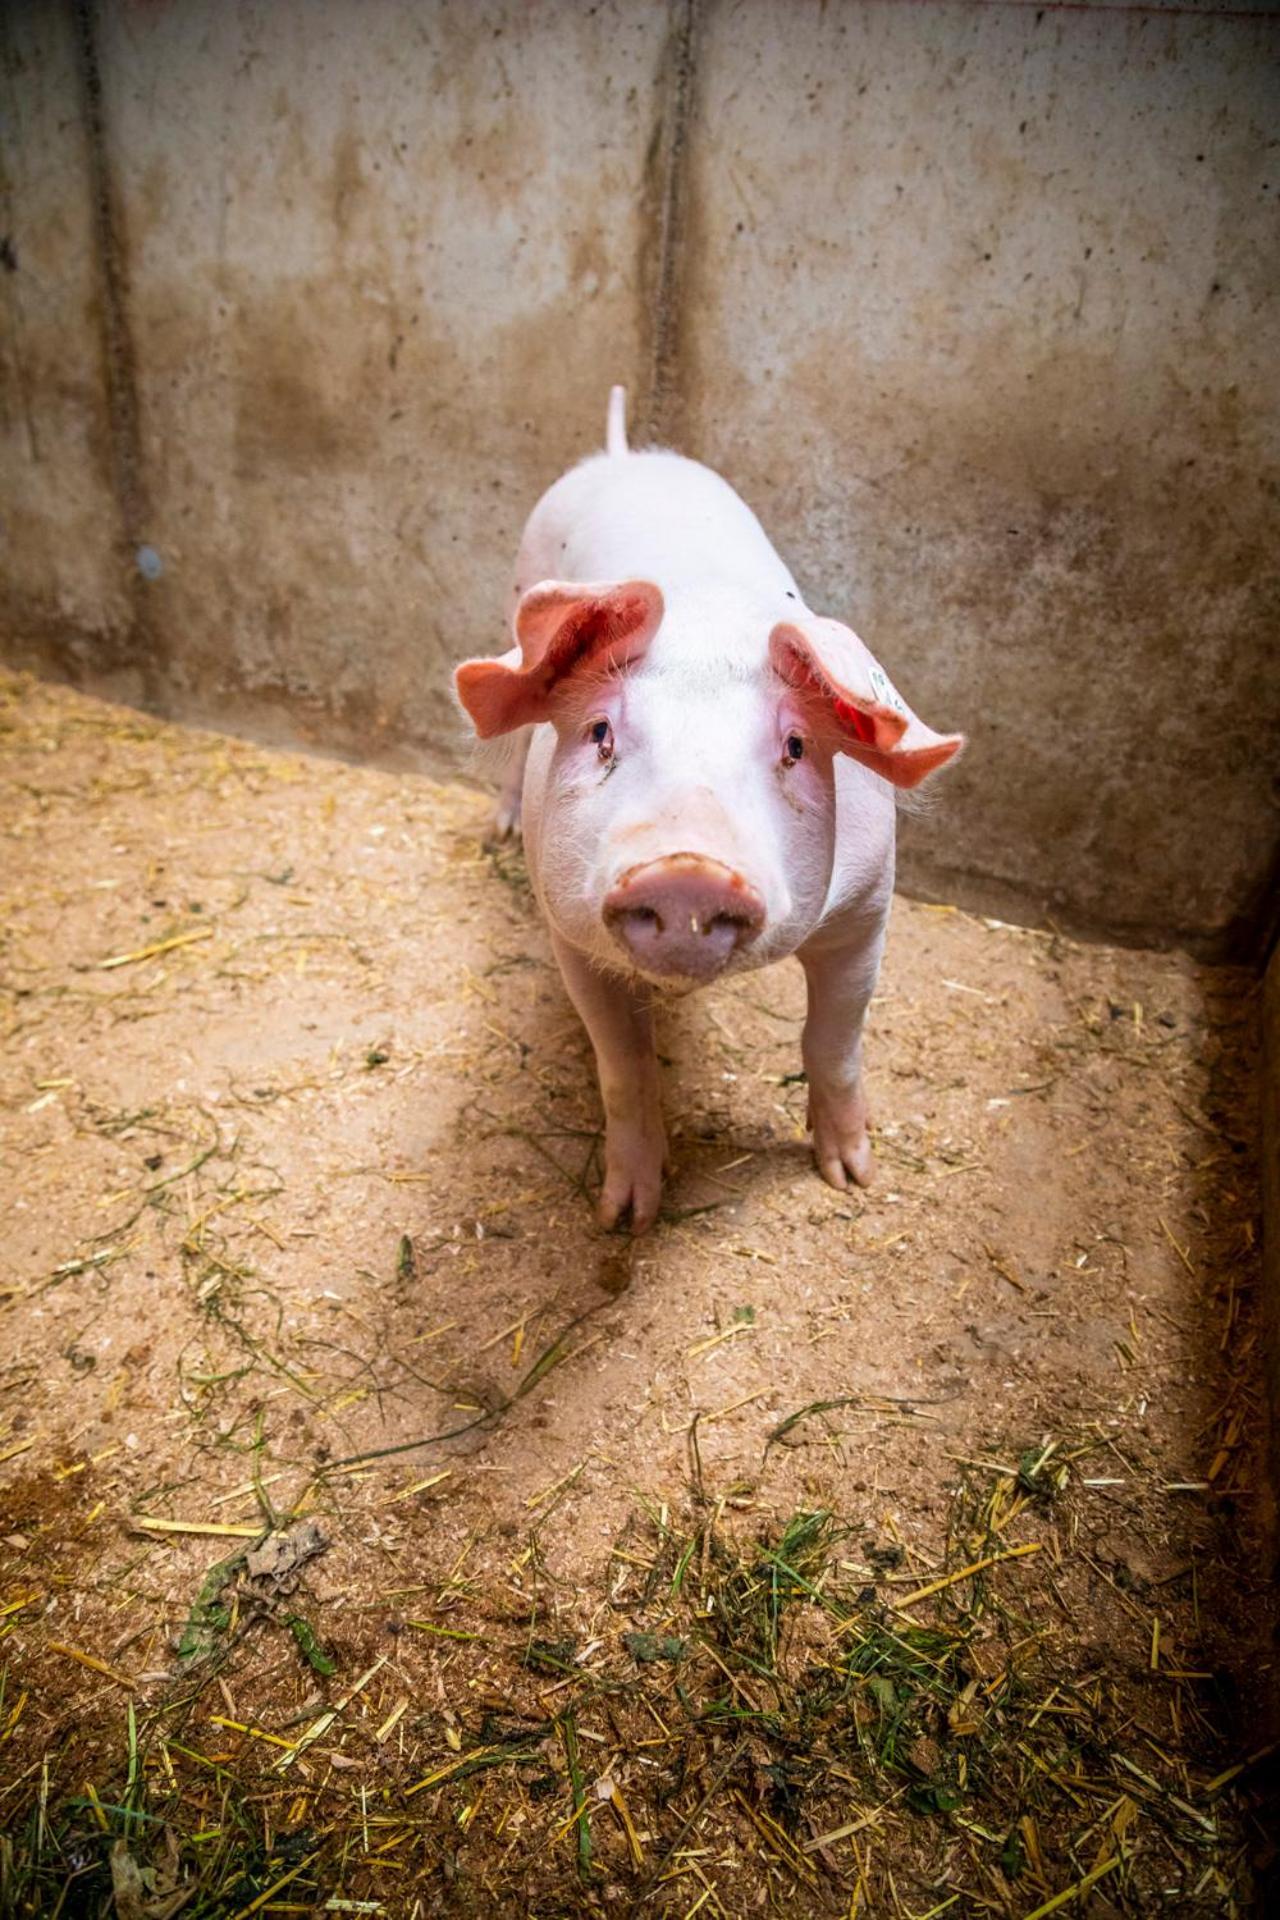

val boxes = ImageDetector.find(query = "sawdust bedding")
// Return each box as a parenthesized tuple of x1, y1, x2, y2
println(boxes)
(0, 667, 1273, 1915)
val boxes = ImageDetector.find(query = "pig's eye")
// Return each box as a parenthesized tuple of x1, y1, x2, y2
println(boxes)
(588, 718, 614, 763)
(781, 732, 805, 768)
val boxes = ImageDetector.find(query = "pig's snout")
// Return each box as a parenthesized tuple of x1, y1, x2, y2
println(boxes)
(603, 855, 765, 982)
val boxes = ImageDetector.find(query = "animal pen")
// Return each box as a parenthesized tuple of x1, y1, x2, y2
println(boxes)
(1, 4, 1277, 1918)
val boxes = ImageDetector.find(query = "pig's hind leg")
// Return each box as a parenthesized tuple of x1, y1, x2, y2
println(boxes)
(798, 915, 887, 1192)
(551, 930, 667, 1233)
(490, 728, 531, 841)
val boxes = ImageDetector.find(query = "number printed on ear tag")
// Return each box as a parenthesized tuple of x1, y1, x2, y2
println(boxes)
(869, 664, 908, 716)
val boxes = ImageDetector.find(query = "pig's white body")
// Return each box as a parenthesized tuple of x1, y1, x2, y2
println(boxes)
(456, 393, 962, 1232)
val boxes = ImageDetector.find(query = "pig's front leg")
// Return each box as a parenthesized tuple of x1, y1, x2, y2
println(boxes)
(550, 930, 666, 1232)
(798, 917, 887, 1192)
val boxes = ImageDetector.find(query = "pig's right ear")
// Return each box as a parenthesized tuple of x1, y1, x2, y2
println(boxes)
(455, 580, 664, 738)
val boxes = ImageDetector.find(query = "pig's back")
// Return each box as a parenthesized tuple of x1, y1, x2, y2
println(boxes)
(516, 450, 798, 605)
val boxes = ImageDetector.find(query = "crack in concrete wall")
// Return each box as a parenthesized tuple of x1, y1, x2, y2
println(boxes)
(68, 14, 139, 543)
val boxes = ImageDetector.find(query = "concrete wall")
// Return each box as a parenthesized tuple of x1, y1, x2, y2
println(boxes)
(1, 0, 677, 753)
(676, 0, 1280, 956)
(2, 0, 1277, 956)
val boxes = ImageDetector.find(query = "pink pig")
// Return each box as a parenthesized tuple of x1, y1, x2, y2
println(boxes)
(455, 389, 964, 1233)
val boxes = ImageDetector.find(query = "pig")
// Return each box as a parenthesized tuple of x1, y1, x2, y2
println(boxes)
(455, 388, 963, 1233)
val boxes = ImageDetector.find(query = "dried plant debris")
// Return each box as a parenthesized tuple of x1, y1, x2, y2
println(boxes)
(175, 1522, 331, 1668)
(242, 1519, 329, 1586)
(1, 1459, 1276, 1916)
(0, 668, 1274, 1912)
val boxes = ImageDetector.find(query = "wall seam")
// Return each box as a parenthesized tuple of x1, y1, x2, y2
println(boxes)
(642, 0, 700, 447)
(70, 0, 155, 682)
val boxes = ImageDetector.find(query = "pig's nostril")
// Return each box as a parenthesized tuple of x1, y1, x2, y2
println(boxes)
(603, 856, 766, 981)
(692, 911, 743, 941)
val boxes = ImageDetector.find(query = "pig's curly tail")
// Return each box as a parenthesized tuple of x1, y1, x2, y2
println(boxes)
(606, 385, 629, 458)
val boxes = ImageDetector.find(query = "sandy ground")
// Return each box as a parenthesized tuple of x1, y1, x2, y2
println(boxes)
(0, 667, 1274, 1916)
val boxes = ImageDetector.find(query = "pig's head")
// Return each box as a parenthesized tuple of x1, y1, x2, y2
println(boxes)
(456, 581, 962, 987)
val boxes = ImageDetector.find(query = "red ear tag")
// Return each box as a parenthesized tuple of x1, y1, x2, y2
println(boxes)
(833, 698, 877, 746)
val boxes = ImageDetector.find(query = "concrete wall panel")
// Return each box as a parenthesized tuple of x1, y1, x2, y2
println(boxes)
(674, 0, 1280, 951)
(1, 0, 1276, 954)
(93, 0, 674, 758)
(0, 2, 131, 672)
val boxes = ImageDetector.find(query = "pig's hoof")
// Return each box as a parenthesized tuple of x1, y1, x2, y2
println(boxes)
(598, 1150, 664, 1235)
(597, 1183, 662, 1236)
(812, 1125, 876, 1193)
(488, 797, 522, 843)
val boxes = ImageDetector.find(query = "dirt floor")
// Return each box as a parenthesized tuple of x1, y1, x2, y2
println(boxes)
(0, 666, 1275, 1917)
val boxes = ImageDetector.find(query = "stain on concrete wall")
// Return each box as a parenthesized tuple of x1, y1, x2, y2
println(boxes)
(1, 0, 1277, 955)
(675, 0, 1280, 954)
(0, 1, 132, 678)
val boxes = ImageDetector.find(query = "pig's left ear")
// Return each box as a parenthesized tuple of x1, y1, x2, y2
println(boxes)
(456, 579, 664, 738)
(769, 616, 964, 789)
